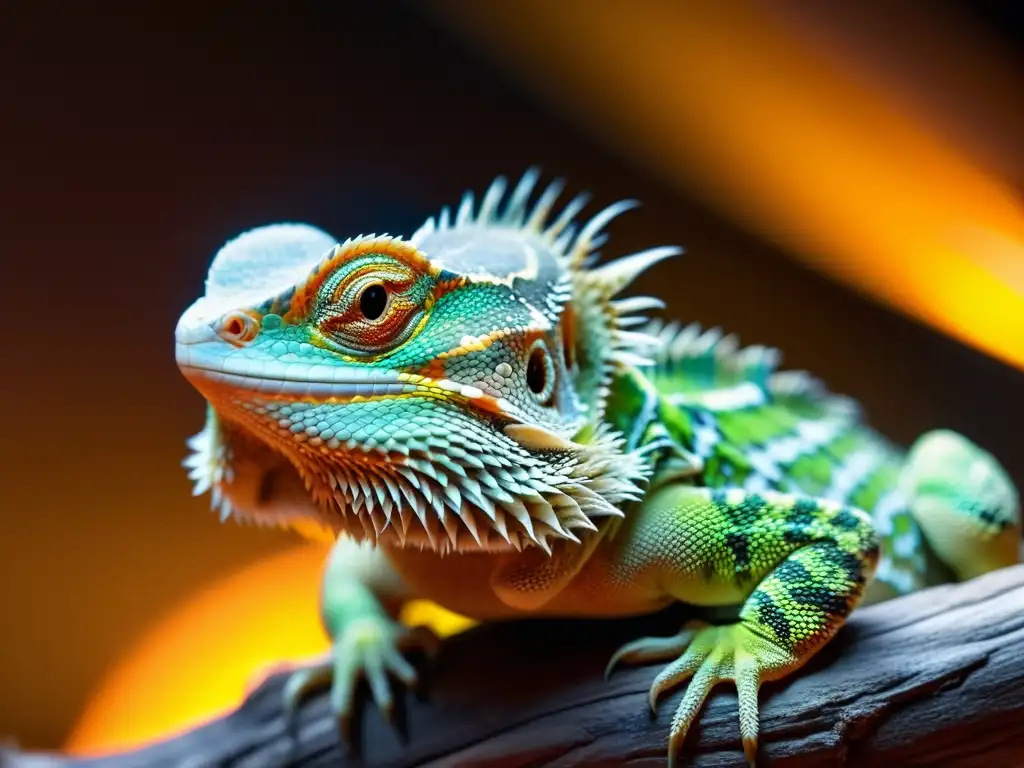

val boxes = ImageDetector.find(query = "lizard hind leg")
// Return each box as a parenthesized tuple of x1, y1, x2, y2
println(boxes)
(901, 429, 1021, 581)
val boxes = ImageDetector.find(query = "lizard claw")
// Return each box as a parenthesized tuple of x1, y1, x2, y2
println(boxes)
(281, 617, 438, 748)
(281, 657, 334, 725)
(604, 620, 706, 682)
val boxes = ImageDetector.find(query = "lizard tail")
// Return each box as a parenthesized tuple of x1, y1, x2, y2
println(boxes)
(900, 429, 1021, 581)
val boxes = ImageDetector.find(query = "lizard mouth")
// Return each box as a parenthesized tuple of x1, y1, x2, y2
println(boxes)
(175, 341, 411, 399)
(175, 341, 510, 412)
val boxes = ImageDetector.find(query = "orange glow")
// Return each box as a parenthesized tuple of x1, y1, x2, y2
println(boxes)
(66, 543, 474, 756)
(437, 1, 1024, 370)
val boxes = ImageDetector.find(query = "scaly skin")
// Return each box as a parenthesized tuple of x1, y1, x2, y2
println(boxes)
(175, 170, 1021, 766)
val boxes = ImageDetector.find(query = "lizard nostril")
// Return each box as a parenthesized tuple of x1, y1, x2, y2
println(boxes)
(224, 316, 245, 336)
(215, 311, 261, 346)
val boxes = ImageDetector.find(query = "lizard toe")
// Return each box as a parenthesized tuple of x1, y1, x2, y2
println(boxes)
(281, 655, 334, 727)
(604, 620, 706, 681)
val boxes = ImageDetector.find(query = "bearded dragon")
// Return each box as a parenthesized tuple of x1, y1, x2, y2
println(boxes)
(174, 170, 1021, 766)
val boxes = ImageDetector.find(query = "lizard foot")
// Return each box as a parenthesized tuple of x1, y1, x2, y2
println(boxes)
(281, 617, 440, 747)
(607, 620, 795, 768)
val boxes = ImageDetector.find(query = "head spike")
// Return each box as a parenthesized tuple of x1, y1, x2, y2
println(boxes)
(611, 296, 666, 315)
(552, 223, 577, 255)
(503, 167, 542, 224)
(456, 191, 475, 226)
(545, 192, 590, 242)
(409, 216, 436, 247)
(525, 177, 566, 231)
(477, 175, 508, 223)
(570, 199, 640, 263)
(588, 246, 681, 296)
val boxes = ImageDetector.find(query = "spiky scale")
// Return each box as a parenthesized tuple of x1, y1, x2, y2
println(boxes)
(573, 199, 641, 261)
(546, 192, 590, 241)
(503, 167, 542, 225)
(456, 192, 475, 225)
(525, 177, 566, 231)
(477, 175, 508, 222)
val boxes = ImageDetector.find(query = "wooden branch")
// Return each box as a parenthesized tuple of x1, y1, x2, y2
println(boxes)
(7, 565, 1024, 768)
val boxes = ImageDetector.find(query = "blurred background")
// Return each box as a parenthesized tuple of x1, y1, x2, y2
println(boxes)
(1, 0, 1021, 757)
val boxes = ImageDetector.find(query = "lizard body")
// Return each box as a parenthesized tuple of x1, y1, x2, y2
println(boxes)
(175, 171, 1021, 765)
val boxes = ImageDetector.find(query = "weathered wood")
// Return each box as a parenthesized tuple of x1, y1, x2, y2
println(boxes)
(6, 565, 1024, 767)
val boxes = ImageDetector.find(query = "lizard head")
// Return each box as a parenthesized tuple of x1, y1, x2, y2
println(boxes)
(176, 170, 679, 552)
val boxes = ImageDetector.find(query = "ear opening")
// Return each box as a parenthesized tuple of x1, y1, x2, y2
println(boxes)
(560, 300, 579, 372)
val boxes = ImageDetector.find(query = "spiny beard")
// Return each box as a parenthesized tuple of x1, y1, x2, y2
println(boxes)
(300, 422, 652, 554)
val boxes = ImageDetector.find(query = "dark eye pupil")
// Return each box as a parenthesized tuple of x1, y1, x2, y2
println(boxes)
(359, 284, 388, 320)
(527, 347, 548, 395)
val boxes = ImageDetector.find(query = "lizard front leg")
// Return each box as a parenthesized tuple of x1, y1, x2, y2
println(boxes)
(282, 536, 438, 740)
(606, 485, 880, 766)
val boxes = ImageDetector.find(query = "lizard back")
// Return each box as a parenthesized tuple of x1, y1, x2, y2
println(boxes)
(606, 320, 931, 598)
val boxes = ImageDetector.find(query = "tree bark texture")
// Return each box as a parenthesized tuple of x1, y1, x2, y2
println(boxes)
(5, 565, 1024, 768)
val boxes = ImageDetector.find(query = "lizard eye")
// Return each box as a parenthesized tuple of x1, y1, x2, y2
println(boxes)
(358, 284, 388, 321)
(526, 339, 556, 406)
(314, 257, 428, 356)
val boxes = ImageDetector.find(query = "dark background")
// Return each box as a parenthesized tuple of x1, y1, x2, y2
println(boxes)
(1, 0, 1022, 752)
